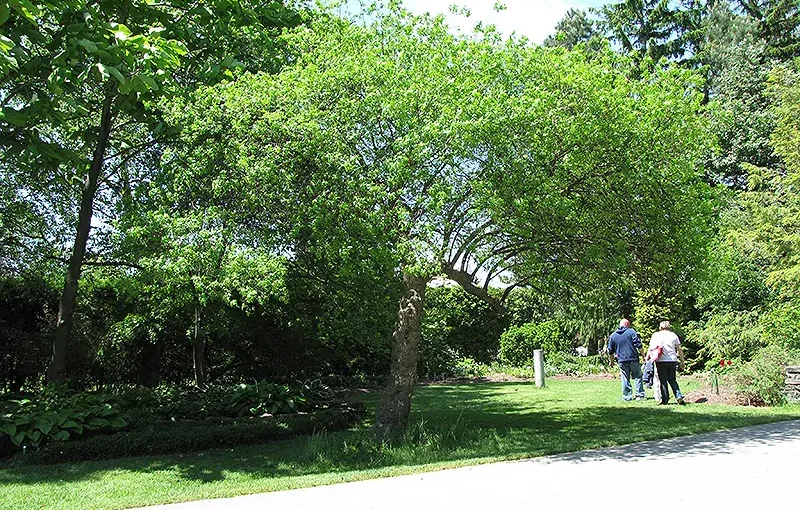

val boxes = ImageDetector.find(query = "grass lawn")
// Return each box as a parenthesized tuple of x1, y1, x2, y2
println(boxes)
(2, 378, 799, 510)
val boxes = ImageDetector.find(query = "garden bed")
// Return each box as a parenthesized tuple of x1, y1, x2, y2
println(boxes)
(4, 403, 364, 466)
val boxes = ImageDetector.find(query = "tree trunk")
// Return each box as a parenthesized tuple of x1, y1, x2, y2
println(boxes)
(375, 273, 427, 440)
(193, 305, 208, 386)
(587, 335, 598, 355)
(48, 94, 115, 383)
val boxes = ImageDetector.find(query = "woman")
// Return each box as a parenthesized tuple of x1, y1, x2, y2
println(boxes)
(648, 320, 686, 405)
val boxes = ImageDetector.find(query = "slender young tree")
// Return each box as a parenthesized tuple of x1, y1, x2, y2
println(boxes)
(0, 0, 301, 382)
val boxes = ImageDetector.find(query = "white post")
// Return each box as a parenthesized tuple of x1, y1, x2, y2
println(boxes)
(534, 349, 545, 388)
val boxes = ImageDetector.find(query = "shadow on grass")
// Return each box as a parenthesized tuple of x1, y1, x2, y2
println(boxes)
(1, 382, 798, 488)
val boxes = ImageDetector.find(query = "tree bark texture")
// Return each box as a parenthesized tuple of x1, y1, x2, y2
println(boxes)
(48, 95, 115, 383)
(374, 274, 427, 440)
(193, 305, 208, 386)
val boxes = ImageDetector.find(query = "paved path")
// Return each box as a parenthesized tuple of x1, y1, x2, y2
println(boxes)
(137, 419, 800, 510)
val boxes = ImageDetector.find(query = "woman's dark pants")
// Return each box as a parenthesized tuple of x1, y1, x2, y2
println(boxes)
(655, 361, 684, 404)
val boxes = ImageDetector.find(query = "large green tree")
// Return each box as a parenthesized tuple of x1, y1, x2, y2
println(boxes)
(0, 0, 301, 382)
(183, 7, 713, 436)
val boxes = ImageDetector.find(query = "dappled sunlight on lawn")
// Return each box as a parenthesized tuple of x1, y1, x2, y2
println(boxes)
(1, 380, 799, 510)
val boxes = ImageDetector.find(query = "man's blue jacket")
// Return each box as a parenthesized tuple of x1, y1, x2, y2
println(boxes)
(607, 326, 642, 363)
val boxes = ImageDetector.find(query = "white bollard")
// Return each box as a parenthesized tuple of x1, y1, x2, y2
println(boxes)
(534, 349, 545, 388)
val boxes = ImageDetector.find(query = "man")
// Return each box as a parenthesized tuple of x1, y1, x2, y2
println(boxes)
(607, 318, 645, 401)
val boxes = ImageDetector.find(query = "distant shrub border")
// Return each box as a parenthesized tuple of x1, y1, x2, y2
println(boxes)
(4, 403, 365, 466)
(499, 320, 572, 367)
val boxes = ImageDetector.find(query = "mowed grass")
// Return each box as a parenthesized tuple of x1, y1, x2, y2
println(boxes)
(2, 379, 799, 510)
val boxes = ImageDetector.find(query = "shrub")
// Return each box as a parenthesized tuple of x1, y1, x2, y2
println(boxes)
(119, 380, 335, 421)
(7, 404, 365, 466)
(759, 301, 800, 351)
(419, 286, 507, 378)
(451, 358, 489, 379)
(499, 321, 571, 367)
(1, 379, 337, 456)
(688, 310, 765, 363)
(0, 391, 127, 451)
(544, 354, 611, 377)
(730, 345, 800, 406)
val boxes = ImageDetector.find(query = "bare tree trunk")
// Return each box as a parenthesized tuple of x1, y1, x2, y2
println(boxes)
(375, 273, 427, 440)
(193, 305, 207, 386)
(48, 95, 115, 383)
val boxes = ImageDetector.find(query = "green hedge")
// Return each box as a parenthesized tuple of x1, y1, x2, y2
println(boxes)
(5, 404, 364, 466)
(499, 321, 571, 367)
(545, 354, 611, 377)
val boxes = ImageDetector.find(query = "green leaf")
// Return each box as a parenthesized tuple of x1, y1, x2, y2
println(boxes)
(1, 107, 29, 126)
(86, 417, 109, 428)
(0, 2, 10, 26)
(52, 429, 69, 441)
(78, 39, 98, 53)
(10, 0, 39, 23)
(0, 423, 17, 437)
(108, 417, 127, 428)
(96, 62, 110, 80)
(32, 417, 54, 435)
(105, 65, 125, 84)
(112, 23, 132, 41)
(11, 431, 25, 446)
(141, 75, 159, 91)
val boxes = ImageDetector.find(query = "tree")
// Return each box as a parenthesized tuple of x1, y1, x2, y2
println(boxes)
(703, 3, 778, 187)
(762, 63, 800, 299)
(543, 8, 602, 50)
(733, 0, 800, 59)
(187, 6, 713, 437)
(596, 0, 682, 64)
(0, 0, 301, 382)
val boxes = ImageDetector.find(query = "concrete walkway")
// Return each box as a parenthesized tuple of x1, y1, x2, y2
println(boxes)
(136, 419, 800, 510)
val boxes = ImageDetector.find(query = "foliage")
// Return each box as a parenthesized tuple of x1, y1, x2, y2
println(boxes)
(120, 379, 334, 421)
(4, 380, 800, 510)
(450, 358, 490, 379)
(419, 286, 506, 378)
(688, 309, 765, 362)
(632, 288, 690, 339)
(730, 344, 800, 405)
(759, 300, 800, 351)
(10, 405, 364, 466)
(544, 354, 612, 377)
(0, 390, 127, 450)
(0, 275, 57, 392)
(499, 321, 571, 367)
(595, 0, 682, 64)
(704, 3, 776, 187)
(543, 8, 603, 50)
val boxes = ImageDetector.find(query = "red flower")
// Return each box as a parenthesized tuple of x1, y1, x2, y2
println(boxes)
(727, 360, 733, 366)
(720, 360, 725, 367)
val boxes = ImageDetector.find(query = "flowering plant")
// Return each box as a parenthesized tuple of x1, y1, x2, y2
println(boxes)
(710, 359, 734, 395)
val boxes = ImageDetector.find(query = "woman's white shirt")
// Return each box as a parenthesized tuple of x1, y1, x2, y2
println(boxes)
(650, 330, 680, 362)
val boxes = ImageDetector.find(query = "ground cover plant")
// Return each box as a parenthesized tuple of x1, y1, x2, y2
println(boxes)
(0, 379, 340, 458)
(1, 379, 798, 510)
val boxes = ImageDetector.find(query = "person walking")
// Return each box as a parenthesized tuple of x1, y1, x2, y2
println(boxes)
(607, 318, 646, 401)
(648, 320, 686, 405)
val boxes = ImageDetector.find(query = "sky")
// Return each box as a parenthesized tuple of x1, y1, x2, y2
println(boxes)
(401, 0, 609, 44)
